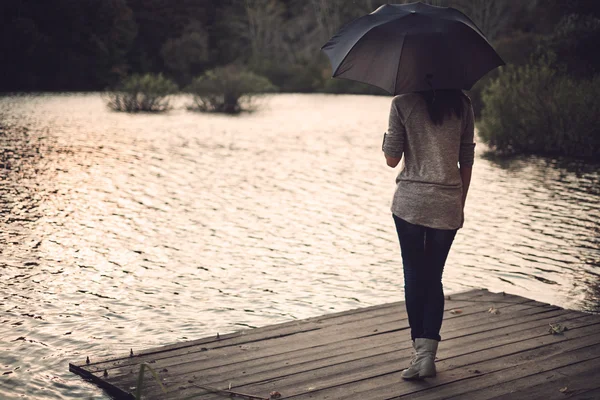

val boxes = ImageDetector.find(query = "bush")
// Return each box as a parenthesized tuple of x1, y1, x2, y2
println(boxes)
(105, 74, 178, 112)
(479, 56, 600, 158)
(187, 65, 277, 114)
(468, 31, 542, 118)
(160, 20, 210, 86)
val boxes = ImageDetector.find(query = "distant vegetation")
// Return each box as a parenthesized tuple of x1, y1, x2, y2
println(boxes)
(479, 13, 600, 159)
(186, 65, 277, 114)
(2, 0, 600, 156)
(480, 55, 600, 158)
(5, 0, 596, 94)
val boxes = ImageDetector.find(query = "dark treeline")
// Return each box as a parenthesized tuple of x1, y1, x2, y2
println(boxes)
(1, 0, 600, 93)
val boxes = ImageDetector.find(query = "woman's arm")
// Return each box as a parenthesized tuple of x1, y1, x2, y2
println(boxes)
(460, 166, 472, 208)
(383, 99, 405, 167)
(459, 96, 475, 208)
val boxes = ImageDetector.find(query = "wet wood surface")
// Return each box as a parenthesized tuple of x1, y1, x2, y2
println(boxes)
(69, 289, 600, 399)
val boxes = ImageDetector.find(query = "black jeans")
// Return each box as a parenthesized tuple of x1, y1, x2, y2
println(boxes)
(393, 215, 457, 341)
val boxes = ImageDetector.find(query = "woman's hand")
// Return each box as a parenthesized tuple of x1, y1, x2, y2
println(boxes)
(385, 154, 401, 168)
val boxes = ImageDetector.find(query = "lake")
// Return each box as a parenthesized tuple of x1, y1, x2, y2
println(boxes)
(0, 93, 598, 399)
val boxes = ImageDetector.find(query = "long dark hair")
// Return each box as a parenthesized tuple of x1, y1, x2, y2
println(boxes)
(418, 90, 465, 125)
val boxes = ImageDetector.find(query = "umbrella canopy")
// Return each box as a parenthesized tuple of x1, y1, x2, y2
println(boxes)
(321, 2, 505, 95)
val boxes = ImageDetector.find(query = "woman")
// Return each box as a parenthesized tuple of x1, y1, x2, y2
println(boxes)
(382, 89, 475, 380)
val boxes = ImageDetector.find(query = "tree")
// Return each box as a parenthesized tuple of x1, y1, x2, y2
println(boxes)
(161, 20, 210, 85)
(540, 14, 600, 79)
(0, 0, 137, 91)
(310, 0, 343, 44)
(244, 0, 287, 66)
(126, 0, 212, 74)
(453, 0, 511, 42)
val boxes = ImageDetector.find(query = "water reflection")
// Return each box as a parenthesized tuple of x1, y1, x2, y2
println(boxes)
(0, 94, 598, 400)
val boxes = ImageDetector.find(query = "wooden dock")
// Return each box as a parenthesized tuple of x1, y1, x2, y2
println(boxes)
(70, 289, 600, 399)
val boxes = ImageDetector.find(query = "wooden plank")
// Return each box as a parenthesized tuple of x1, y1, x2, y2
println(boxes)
(108, 299, 558, 396)
(167, 312, 597, 400)
(265, 316, 600, 400)
(466, 357, 600, 400)
(68, 363, 134, 400)
(569, 388, 600, 400)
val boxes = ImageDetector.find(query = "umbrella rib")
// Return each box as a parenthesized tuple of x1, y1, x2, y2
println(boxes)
(329, 15, 406, 78)
(392, 34, 407, 96)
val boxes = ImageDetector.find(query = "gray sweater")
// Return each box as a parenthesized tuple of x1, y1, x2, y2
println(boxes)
(383, 93, 475, 230)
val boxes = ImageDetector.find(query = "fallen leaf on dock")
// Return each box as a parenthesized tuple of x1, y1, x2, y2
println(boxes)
(269, 391, 282, 399)
(549, 323, 568, 335)
(488, 307, 500, 314)
(449, 309, 462, 315)
(559, 386, 568, 393)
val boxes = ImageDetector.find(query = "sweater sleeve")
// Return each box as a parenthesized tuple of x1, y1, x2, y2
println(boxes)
(459, 101, 476, 168)
(383, 98, 405, 158)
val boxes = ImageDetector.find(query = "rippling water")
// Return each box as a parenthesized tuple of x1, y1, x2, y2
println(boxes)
(0, 93, 598, 399)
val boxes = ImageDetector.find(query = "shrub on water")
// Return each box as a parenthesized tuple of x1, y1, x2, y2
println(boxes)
(479, 54, 600, 159)
(187, 65, 277, 114)
(106, 74, 179, 113)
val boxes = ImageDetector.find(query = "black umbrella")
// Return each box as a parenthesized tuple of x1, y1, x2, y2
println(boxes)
(321, 2, 505, 95)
